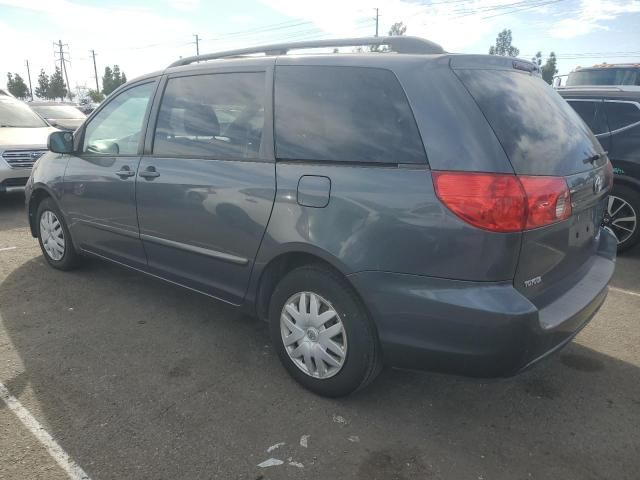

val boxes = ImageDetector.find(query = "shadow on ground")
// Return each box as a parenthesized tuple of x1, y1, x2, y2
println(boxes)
(1, 256, 639, 480)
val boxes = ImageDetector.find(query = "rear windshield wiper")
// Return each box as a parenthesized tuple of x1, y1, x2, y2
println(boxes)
(583, 152, 606, 165)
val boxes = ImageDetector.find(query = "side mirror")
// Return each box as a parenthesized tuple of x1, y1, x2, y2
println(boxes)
(48, 131, 74, 154)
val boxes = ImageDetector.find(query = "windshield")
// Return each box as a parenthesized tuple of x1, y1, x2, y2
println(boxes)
(567, 68, 640, 86)
(0, 98, 49, 128)
(31, 105, 85, 120)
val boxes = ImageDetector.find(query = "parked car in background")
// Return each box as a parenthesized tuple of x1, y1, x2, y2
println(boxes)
(77, 99, 100, 115)
(0, 95, 56, 194)
(30, 102, 86, 131)
(559, 86, 640, 251)
(27, 37, 616, 396)
(556, 63, 640, 88)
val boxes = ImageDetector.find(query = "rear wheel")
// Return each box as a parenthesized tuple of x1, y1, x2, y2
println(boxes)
(269, 265, 381, 397)
(36, 197, 81, 270)
(603, 184, 639, 252)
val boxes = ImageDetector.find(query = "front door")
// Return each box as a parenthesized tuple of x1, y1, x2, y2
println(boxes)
(136, 70, 275, 305)
(64, 81, 156, 268)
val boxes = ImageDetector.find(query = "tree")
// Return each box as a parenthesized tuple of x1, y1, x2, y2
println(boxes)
(488, 29, 519, 57)
(113, 65, 122, 86)
(35, 69, 50, 99)
(102, 65, 127, 96)
(371, 21, 407, 52)
(48, 67, 67, 101)
(531, 51, 542, 67)
(88, 89, 105, 102)
(6, 73, 29, 99)
(541, 52, 558, 85)
(102, 66, 114, 95)
(388, 21, 407, 36)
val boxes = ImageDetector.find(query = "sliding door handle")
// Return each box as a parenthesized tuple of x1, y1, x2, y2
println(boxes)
(139, 167, 160, 179)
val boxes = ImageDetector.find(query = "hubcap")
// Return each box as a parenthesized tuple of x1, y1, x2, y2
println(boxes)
(39, 210, 65, 261)
(280, 291, 347, 379)
(603, 195, 637, 245)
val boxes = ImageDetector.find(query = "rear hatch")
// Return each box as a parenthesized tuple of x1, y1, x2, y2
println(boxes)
(452, 62, 612, 314)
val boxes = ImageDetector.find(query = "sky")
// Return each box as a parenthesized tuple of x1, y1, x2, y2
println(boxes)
(1, 0, 639, 96)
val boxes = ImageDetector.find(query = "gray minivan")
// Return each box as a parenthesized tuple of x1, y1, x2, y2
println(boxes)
(26, 37, 616, 397)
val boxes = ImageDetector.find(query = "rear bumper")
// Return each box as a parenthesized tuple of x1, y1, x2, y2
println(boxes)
(348, 228, 616, 377)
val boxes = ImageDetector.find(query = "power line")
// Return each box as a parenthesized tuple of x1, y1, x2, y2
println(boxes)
(481, 0, 568, 19)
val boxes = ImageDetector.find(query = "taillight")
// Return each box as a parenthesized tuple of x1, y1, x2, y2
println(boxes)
(432, 172, 526, 232)
(520, 176, 572, 229)
(433, 171, 572, 233)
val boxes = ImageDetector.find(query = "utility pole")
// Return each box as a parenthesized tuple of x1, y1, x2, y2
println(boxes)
(54, 40, 73, 101)
(374, 8, 379, 37)
(25, 60, 33, 100)
(193, 34, 200, 56)
(90, 49, 99, 92)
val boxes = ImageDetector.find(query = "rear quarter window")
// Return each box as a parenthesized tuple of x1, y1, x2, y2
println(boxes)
(274, 66, 427, 164)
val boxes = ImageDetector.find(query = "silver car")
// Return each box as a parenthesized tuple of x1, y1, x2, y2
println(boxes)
(0, 96, 57, 193)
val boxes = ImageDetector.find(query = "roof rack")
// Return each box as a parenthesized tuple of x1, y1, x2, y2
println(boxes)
(168, 36, 445, 68)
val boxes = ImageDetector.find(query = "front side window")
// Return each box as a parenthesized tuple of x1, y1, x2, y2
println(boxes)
(275, 66, 426, 164)
(567, 100, 607, 135)
(83, 82, 155, 155)
(604, 101, 640, 132)
(153, 73, 265, 159)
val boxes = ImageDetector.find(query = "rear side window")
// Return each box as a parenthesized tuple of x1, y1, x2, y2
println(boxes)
(566, 100, 607, 135)
(456, 69, 601, 176)
(275, 66, 426, 164)
(604, 101, 640, 132)
(153, 73, 265, 159)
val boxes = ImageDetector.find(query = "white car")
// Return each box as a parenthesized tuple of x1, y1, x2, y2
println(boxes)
(0, 96, 57, 193)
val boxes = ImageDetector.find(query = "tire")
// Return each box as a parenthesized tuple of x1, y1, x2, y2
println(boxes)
(36, 197, 81, 270)
(604, 184, 640, 253)
(269, 264, 382, 397)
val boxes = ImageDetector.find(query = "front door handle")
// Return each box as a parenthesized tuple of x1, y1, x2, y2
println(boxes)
(139, 167, 160, 179)
(115, 166, 135, 179)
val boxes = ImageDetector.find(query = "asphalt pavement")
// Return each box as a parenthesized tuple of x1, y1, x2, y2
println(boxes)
(0, 192, 638, 480)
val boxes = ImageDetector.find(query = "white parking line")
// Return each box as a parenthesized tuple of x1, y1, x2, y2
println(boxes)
(609, 286, 640, 298)
(0, 246, 17, 252)
(0, 382, 91, 480)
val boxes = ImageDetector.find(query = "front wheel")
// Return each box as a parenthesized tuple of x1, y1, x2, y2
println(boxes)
(603, 184, 639, 252)
(36, 197, 81, 270)
(269, 265, 382, 397)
